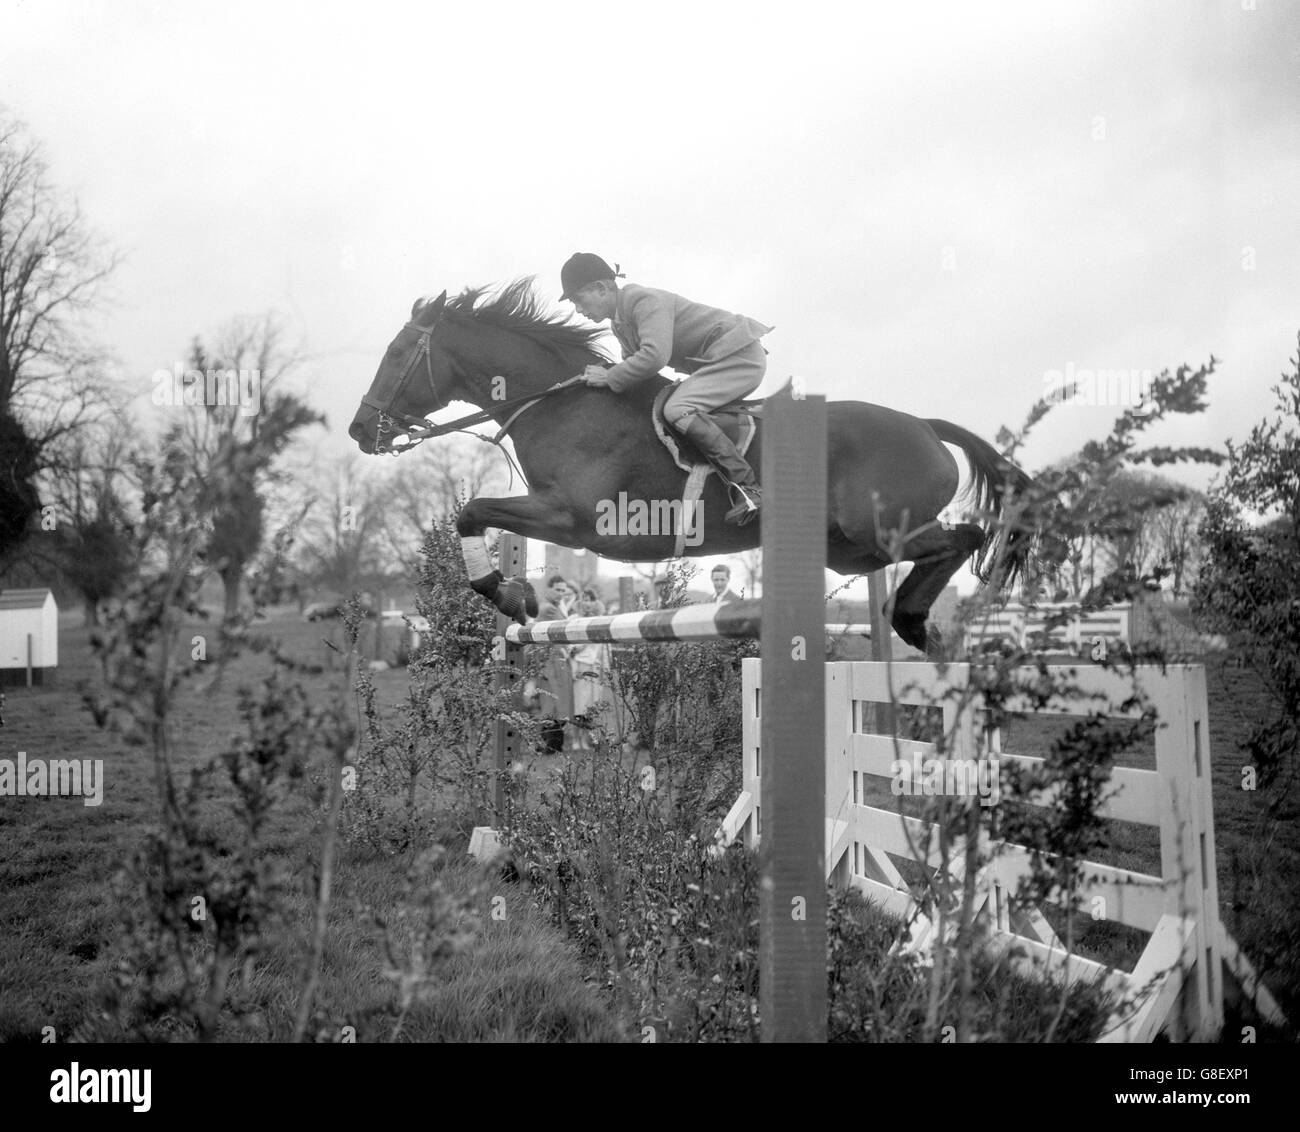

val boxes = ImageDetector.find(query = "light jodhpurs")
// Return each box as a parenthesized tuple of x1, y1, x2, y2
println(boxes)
(662, 341, 767, 427)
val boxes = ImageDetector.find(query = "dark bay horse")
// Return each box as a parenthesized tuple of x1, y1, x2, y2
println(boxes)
(349, 279, 1035, 651)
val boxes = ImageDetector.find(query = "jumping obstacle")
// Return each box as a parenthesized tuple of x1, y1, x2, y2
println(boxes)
(504, 601, 872, 644)
(719, 657, 1286, 1042)
(474, 392, 1284, 1043)
(505, 600, 763, 643)
(480, 383, 830, 1042)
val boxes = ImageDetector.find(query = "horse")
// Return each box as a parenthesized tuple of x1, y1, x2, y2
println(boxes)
(349, 279, 1036, 652)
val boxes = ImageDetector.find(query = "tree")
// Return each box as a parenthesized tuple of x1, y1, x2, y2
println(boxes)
(44, 415, 137, 624)
(0, 409, 39, 557)
(1192, 339, 1300, 1005)
(0, 113, 119, 560)
(1193, 336, 1300, 794)
(1032, 458, 1197, 599)
(175, 314, 323, 620)
(375, 435, 505, 574)
(1092, 470, 1186, 581)
(1149, 491, 1207, 597)
(733, 548, 761, 598)
(295, 454, 392, 598)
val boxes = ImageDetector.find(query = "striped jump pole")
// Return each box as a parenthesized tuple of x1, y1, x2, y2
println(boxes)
(506, 599, 762, 644)
(505, 602, 869, 644)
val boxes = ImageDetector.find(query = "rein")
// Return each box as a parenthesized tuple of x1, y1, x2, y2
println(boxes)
(379, 375, 584, 454)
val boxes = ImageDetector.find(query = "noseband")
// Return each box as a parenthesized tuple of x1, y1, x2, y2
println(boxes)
(359, 320, 448, 453)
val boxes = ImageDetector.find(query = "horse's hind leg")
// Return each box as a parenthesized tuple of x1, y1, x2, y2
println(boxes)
(889, 523, 986, 654)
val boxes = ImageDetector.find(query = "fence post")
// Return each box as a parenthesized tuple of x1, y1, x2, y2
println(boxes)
(759, 383, 827, 1042)
(868, 572, 895, 734)
(491, 533, 527, 825)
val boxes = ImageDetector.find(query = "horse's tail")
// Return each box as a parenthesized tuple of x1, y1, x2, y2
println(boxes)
(926, 418, 1037, 590)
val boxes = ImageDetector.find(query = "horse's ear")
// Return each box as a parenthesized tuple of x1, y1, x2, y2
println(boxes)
(411, 291, 448, 322)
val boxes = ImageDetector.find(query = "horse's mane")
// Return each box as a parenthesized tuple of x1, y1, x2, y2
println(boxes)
(444, 277, 613, 364)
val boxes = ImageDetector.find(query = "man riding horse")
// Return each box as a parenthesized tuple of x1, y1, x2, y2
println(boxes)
(560, 253, 772, 525)
(349, 272, 1037, 652)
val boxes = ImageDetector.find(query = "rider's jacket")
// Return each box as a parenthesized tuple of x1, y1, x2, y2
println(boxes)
(605, 284, 772, 393)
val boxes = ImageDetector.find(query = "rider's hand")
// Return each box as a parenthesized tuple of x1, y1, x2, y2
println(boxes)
(582, 365, 611, 387)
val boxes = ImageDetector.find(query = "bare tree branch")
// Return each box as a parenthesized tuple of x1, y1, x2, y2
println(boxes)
(0, 112, 119, 558)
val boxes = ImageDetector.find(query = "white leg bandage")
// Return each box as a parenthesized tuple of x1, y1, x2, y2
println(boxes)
(461, 537, 494, 582)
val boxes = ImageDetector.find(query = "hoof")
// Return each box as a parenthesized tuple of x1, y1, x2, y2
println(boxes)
(496, 576, 536, 624)
(893, 613, 928, 652)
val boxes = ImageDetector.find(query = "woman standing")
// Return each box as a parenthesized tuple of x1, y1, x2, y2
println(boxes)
(533, 575, 575, 748)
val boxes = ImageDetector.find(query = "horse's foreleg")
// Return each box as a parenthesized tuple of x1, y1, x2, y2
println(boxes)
(457, 494, 578, 623)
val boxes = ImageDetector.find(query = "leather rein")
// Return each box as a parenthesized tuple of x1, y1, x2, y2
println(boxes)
(360, 318, 583, 456)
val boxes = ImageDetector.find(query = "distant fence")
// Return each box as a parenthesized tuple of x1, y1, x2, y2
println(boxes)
(963, 602, 1132, 655)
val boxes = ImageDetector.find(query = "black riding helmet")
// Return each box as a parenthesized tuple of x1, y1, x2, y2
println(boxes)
(559, 253, 622, 300)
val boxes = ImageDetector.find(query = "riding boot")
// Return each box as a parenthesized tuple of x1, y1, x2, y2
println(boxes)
(673, 411, 762, 525)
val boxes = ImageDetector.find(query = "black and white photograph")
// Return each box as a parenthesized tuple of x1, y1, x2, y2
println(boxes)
(1, 0, 1296, 1091)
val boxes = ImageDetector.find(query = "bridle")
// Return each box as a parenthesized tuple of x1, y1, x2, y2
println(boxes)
(358, 317, 448, 455)
(358, 297, 591, 460)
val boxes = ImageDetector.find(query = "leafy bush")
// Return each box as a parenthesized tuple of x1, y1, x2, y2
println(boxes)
(1192, 334, 1300, 1018)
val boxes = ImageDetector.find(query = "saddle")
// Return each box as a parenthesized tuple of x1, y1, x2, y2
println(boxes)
(652, 387, 761, 474)
(652, 388, 761, 554)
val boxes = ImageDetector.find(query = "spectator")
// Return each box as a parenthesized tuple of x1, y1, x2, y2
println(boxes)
(570, 589, 612, 751)
(533, 574, 575, 741)
(709, 563, 742, 604)
(539, 574, 574, 620)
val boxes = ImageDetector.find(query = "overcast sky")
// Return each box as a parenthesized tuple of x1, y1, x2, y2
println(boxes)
(3, 0, 1297, 594)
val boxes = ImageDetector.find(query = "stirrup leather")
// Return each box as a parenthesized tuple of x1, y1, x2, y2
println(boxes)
(725, 483, 761, 525)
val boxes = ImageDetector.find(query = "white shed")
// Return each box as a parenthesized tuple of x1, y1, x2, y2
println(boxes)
(0, 588, 59, 685)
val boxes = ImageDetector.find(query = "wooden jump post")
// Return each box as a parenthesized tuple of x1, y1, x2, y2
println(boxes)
(757, 384, 828, 1042)
(491, 533, 527, 824)
(486, 382, 829, 1041)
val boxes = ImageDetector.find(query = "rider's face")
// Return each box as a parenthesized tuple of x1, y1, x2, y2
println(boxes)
(571, 282, 615, 322)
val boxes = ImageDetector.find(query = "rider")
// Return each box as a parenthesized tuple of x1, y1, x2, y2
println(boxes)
(559, 252, 772, 524)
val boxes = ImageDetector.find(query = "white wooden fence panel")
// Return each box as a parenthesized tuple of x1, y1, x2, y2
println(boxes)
(728, 658, 1234, 1042)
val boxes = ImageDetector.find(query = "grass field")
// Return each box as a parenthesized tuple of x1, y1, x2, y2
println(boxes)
(0, 611, 624, 1042)
(0, 607, 1294, 1040)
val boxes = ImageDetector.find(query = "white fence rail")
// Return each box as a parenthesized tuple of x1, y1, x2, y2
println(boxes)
(720, 658, 1282, 1042)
